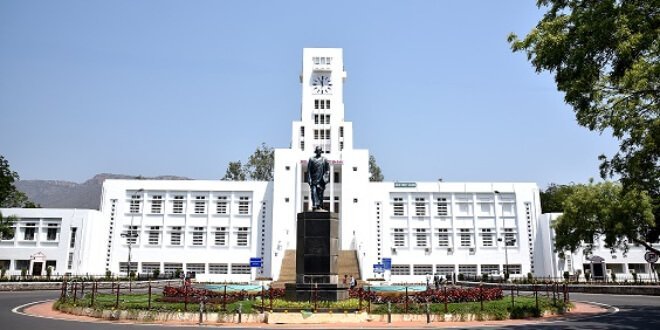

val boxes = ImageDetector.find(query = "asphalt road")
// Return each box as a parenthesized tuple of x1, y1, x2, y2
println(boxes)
(1, 290, 660, 329)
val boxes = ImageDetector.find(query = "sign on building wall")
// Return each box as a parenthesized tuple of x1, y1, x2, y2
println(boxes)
(394, 182, 417, 188)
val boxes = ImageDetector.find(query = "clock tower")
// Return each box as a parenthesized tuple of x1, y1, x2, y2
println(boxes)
(271, 48, 370, 279)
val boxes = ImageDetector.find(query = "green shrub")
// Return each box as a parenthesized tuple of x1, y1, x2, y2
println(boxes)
(458, 273, 464, 281)
(481, 274, 489, 282)
(563, 271, 569, 282)
(152, 269, 160, 279)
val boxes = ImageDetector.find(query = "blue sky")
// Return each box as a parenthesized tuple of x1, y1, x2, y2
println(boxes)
(0, 0, 618, 186)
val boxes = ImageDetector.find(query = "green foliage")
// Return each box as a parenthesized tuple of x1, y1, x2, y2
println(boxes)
(20, 268, 27, 278)
(245, 143, 274, 181)
(46, 266, 53, 279)
(508, 0, 659, 242)
(0, 155, 37, 208)
(221, 161, 247, 181)
(222, 143, 274, 181)
(368, 155, 384, 182)
(0, 211, 17, 240)
(540, 183, 577, 213)
(553, 181, 656, 255)
(563, 271, 570, 282)
(152, 269, 160, 279)
(0, 267, 6, 279)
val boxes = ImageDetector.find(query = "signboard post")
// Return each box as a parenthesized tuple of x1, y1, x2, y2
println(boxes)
(250, 258, 262, 282)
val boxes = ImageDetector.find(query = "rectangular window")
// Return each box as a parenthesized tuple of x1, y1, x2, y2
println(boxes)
(459, 229, 472, 247)
(325, 114, 330, 124)
(124, 226, 138, 245)
(238, 196, 250, 215)
(504, 228, 517, 246)
(628, 263, 648, 274)
(141, 262, 160, 274)
(457, 203, 472, 216)
(413, 264, 433, 275)
(481, 228, 494, 247)
(314, 99, 320, 109)
(325, 100, 330, 109)
(415, 228, 428, 247)
(320, 114, 325, 124)
(236, 227, 249, 246)
(393, 228, 406, 247)
(216, 196, 228, 214)
(391, 264, 410, 276)
(24, 223, 36, 241)
(67, 253, 74, 270)
(192, 227, 205, 246)
(481, 264, 500, 274)
(186, 263, 205, 274)
(300, 126, 305, 137)
(119, 262, 138, 274)
(508, 264, 522, 274)
(164, 263, 183, 275)
(231, 263, 251, 274)
(170, 227, 182, 246)
(209, 263, 228, 274)
(15, 259, 30, 271)
(194, 196, 206, 214)
(314, 129, 319, 140)
(214, 227, 228, 246)
(172, 195, 185, 214)
(129, 195, 141, 213)
(436, 228, 450, 247)
(46, 224, 59, 241)
(415, 197, 426, 216)
(393, 197, 405, 216)
(436, 197, 449, 216)
(151, 195, 163, 214)
(435, 264, 455, 276)
(69, 227, 77, 247)
(458, 264, 477, 275)
(325, 129, 331, 140)
(339, 126, 344, 138)
(148, 226, 160, 245)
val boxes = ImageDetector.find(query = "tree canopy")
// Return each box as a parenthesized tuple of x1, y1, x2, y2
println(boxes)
(509, 0, 658, 245)
(540, 183, 577, 213)
(369, 154, 384, 182)
(0, 155, 36, 208)
(221, 143, 274, 181)
(553, 181, 657, 255)
(0, 211, 16, 240)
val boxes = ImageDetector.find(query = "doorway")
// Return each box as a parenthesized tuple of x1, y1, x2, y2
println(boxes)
(32, 262, 43, 276)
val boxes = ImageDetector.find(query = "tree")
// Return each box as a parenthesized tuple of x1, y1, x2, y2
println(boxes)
(221, 143, 275, 181)
(221, 161, 247, 181)
(369, 155, 384, 182)
(245, 143, 274, 181)
(508, 1, 659, 235)
(553, 181, 657, 256)
(540, 183, 577, 213)
(0, 155, 36, 208)
(0, 211, 16, 240)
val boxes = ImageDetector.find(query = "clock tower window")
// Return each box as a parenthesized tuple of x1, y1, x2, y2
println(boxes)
(314, 99, 330, 110)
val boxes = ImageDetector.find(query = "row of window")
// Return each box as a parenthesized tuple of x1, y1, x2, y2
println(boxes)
(129, 195, 251, 215)
(392, 196, 516, 217)
(313, 99, 331, 110)
(391, 228, 517, 248)
(0, 259, 57, 271)
(389, 264, 523, 276)
(119, 262, 252, 275)
(312, 56, 332, 65)
(123, 226, 251, 247)
(0, 222, 76, 248)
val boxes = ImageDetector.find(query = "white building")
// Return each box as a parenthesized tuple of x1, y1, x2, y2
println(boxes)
(2, 48, 648, 282)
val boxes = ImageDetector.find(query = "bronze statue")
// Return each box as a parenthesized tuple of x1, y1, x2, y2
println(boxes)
(307, 146, 330, 211)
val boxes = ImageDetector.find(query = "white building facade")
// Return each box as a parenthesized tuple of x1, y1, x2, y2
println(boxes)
(3, 48, 647, 282)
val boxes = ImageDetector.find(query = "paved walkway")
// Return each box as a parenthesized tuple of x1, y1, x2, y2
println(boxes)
(23, 300, 608, 328)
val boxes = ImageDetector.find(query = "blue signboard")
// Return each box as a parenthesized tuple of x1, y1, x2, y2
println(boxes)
(249, 257, 262, 268)
(373, 264, 384, 274)
(382, 258, 392, 270)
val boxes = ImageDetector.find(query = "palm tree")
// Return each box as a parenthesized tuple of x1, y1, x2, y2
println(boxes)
(0, 211, 16, 240)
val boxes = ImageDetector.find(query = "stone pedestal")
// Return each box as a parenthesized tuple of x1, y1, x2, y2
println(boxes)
(284, 211, 348, 301)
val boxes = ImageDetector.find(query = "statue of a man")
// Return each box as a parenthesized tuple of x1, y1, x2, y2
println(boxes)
(307, 146, 330, 211)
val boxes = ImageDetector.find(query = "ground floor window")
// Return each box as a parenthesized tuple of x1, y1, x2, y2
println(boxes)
(391, 264, 410, 276)
(231, 263, 251, 274)
(186, 263, 205, 274)
(606, 263, 625, 274)
(209, 263, 228, 274)
(507, 264, 522, 275)
(413, 264, 433, 275)
(141, 262, 160, 274)
(435, 264, 454, 276)
(628, 263, 648, 274)
(118, 262, 138, 274)
(480, 264, 500, 275)
(458, 264, 477, 275)
(164, 263, 183, 275)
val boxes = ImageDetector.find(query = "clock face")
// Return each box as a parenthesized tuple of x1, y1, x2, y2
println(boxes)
(312, 75, 332, 94)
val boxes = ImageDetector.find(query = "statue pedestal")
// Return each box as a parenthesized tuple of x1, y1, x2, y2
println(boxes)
(284, 211, 348, 301)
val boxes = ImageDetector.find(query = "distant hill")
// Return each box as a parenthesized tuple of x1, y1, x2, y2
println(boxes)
(15, 173, 191, 210)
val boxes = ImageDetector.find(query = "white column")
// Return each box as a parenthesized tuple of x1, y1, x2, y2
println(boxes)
(329, 164, 335, 212)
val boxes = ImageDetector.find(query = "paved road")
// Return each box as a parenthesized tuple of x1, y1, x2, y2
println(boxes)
(2, 290, 660, 329)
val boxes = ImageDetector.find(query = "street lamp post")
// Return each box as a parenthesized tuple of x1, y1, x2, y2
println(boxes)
(498, 237, 516, 280)
(121, 188, 143, 292)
